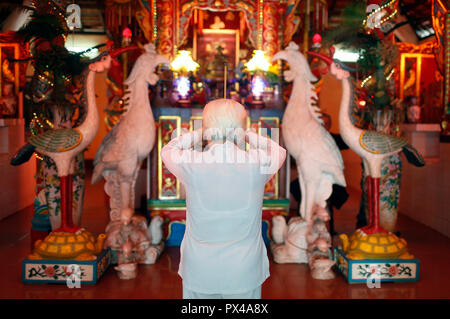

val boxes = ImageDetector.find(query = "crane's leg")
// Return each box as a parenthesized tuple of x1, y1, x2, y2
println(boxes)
(54, 175, 81, 233)
(298, 168, 306, 218)
(361, 159, 372, 228)
(130, 163, 142, 210)
(366, 175, 373, 227)
(118, 158, 136, 212)
(370, 177, 387, 233)
(360, 177, 388, 234)
(120, 180, 132, 210)
(304, 181, 317, 224)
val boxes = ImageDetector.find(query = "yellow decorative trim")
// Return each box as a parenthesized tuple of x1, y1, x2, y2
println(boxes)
(245, 116, 252, 151)
(158, 115, 181, 200)
(258, 117, 280, 199)
(189, 116, 203, 132)
(0, 43, 20, 97)
(359, 130, 380, 154)
(399, 53, 435, 102)
(397, 41, 437, 54)
(258, 117, 280, 143)
(262, 206, 287, 211)
(149, 206, 186, 211)
(148, 206, 288, 211)
(58, 129, 82, 152)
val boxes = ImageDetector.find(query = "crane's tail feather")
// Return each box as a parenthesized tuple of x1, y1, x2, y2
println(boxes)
(402, 144, 425, 167)
(316, 176, 333, 209)
(91, 163, 105, 184)
(10, 144, 36, 166)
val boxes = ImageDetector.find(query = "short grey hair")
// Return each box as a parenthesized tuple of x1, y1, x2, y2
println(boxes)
(202, 99, 247, 141)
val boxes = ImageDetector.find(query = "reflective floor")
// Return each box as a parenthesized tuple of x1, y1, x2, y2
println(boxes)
(1, 166, 449, 299)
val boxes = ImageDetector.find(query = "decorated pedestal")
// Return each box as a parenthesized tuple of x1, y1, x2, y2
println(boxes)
(334, 230, 420, 283)
(334, 247, 420, 283)
(22, 248, 111, 285)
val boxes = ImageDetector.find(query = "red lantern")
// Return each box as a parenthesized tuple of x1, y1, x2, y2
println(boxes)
(312, 33, 322, 49)
(312, 33, 322, 44)
(122, 27, 132, 39)
(122, 27, 132, 46)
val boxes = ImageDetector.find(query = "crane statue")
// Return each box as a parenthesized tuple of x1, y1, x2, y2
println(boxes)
(11, 48, 131, 234)
(309, 50, 425, 236)
(309, 50, 424, 262)
(91, 43, 169, 221)
(272, 42, 346, 223)
(10, 47, 137, 260)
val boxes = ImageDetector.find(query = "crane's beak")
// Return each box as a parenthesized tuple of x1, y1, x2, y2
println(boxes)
(272, 51, 288, 63)
(308, 50, 357, 73)
(307, 51, 332, 74)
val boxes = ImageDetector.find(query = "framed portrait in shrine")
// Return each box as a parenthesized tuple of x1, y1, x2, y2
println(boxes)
(193, 29, 240, 81)
(400, 53, 443, 123)
(0, 43, 20, 119)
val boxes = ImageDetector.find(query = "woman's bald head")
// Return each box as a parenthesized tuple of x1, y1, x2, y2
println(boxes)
(202, 99, 247, 141)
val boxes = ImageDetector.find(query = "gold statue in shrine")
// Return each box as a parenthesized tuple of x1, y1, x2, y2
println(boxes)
(210, 16, 225, 29)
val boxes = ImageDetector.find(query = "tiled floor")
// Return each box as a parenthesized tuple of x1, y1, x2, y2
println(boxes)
(1, 167, 450, 299)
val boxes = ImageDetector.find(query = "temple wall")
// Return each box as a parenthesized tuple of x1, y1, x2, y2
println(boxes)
(0, 119, 35, 220)
(400, 143, 450, 237)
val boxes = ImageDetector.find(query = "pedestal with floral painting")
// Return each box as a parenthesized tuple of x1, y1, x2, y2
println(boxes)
(31, 153, 85, 235)
(334, 246, 420, 284)
(360, 154, 402, 233)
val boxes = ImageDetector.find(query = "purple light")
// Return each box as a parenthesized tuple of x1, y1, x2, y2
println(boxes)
(177, 76, 190, 98)
(252, 76, 265, 97)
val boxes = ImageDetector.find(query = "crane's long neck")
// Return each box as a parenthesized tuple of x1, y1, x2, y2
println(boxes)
(127, 79, 154, 120)
(77, 70, 99, 143)
(339, 77, 361, 138)
(284, 77, 313, 124)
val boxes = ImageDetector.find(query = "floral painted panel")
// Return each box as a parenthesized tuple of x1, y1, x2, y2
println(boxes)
(25, 264, 89, 281)
(360, 154, 402, 232)
(379, 153, 402, 231)
(351, 262, 417, 280)
(35, 153, 85, 230)
(334, 248, 419, 283)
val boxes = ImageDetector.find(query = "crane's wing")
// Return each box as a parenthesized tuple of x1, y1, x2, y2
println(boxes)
(302, 124, 344, 168)
(28, 129, 82, 153)
(93, 121, 135, 166)
(360, 130, 408, 155)
(320, 126, 345, 169)
(301, 124, 346, 186)
(93, 122, 120, 166)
